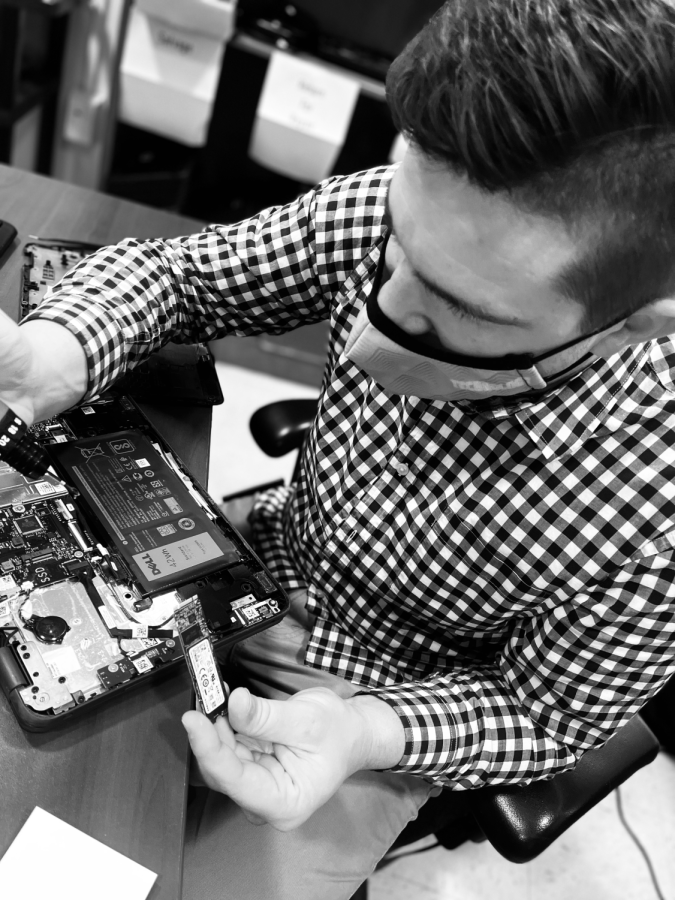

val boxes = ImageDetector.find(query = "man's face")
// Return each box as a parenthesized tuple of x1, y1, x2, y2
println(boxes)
(383, 149, 587, 359)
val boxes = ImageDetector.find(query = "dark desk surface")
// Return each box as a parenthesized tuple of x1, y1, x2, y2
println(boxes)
(0, 164, 208, 899)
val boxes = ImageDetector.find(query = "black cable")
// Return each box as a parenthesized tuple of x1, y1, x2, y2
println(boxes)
(615, 786, 667, 900)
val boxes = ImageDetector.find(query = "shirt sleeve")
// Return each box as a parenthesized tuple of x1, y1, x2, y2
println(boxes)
(20, 178, 341, 402)
(363, 546, 675, 788)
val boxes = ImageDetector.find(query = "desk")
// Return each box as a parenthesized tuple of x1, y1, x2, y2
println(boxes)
(0, 163, 206, 899)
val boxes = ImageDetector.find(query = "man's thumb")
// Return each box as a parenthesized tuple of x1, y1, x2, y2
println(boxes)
(228, 687, 284, 740)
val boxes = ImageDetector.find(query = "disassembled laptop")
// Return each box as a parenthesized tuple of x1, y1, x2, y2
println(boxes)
(0, 243, 288, 730)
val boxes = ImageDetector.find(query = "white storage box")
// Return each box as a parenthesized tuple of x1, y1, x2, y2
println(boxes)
(119, 4, 234, 146)
(136, 0, 236, 41)
(249, 51, 360, 183)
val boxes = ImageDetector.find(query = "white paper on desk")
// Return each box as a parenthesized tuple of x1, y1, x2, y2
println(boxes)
(0, 807, 157, 900)
(250, 51, 360, 182)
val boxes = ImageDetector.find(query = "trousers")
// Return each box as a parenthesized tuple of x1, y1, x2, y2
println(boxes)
(181, 589, 439, 900)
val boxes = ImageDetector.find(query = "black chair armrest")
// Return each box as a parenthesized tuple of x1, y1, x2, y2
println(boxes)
(471, 714, 659, 863)
(249, 399, 319, 458)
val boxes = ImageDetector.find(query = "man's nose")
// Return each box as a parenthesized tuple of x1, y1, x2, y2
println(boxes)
(378, 272, 435, 339)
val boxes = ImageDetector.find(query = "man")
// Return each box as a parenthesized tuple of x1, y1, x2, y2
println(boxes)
(4, 0, 675, 896)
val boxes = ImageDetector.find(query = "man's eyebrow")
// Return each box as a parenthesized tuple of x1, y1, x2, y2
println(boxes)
(382, 185, 527, 328)
(412, 268, 527, 326)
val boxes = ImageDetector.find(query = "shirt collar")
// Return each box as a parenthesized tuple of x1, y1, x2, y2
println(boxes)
(455, 341, 657, 459)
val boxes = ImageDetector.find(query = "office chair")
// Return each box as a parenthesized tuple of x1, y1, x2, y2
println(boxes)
(232, 398, 664, 898)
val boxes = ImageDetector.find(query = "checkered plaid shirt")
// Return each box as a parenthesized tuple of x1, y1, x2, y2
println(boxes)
(25, 166, 675, 789)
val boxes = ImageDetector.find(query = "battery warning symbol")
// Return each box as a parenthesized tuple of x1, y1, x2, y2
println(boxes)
(80, 444, 105, 461)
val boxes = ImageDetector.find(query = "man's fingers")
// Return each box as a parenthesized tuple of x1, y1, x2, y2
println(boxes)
(182, 710, 251, 793)
(243, 810, 267, 826)
(228, 687, 298, 744)
(236, 732, 275, 755)
(183, 707, 295, 820)
(182, 710, 235, 757)
(233, 742, 255, 763)
(214, 713, 237, 747)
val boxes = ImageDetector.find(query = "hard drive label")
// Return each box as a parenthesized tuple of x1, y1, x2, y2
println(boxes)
(188, 637, 226, 715)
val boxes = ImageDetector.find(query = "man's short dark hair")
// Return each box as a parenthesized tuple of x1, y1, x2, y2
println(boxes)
(387, 0, 675, 331)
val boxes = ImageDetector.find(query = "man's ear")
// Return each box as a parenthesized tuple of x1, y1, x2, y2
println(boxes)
(592, 298, 675, 359)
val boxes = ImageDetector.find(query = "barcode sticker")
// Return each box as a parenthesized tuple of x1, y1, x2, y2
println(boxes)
(130, 624, 149, 639)
(133, 655, 153, 674)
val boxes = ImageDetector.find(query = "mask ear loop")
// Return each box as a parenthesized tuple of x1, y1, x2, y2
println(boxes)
(517, 366, 548, 390)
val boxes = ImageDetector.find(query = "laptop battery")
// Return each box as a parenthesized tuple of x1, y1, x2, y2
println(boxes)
(48, 431, 240, 595)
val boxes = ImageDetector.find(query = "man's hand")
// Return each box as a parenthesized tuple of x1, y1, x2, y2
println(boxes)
(0, 309, 87, 424)
(0, 308, 41, 423)
(182, 686, 405, 831)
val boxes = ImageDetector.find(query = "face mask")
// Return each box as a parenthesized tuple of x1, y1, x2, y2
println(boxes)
(344, 238, 625, 403)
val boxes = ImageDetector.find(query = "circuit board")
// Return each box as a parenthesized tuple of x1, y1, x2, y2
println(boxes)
(21, 243, 100, 318)
(0, 396, 287, 729)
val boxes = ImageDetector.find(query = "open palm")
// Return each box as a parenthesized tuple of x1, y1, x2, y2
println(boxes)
(183, 686, 369, 831)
